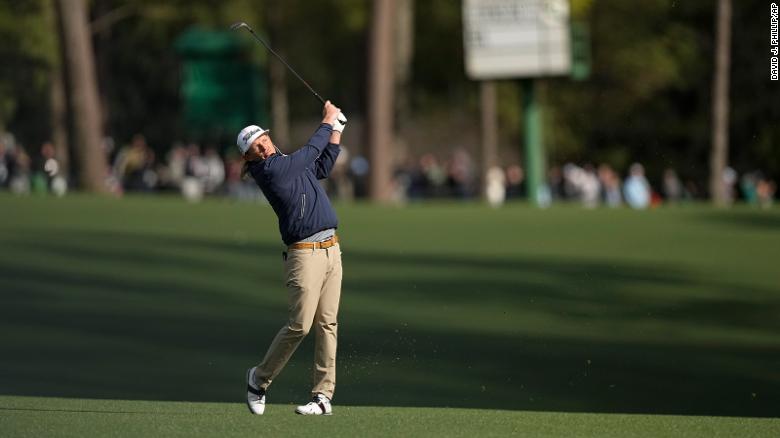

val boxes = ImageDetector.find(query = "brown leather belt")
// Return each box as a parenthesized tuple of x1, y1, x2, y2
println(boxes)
(288, 235, 339, 250)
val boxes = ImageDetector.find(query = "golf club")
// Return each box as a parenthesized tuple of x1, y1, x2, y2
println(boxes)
(231, 21, 326, 105)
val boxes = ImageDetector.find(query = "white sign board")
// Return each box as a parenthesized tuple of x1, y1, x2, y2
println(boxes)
(463, 0, 571, 79)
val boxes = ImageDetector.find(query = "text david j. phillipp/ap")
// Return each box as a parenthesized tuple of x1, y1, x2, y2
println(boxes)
(771, 2, 779, 80)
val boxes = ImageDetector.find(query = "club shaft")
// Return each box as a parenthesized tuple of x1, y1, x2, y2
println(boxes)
(241, 25, 325, 105)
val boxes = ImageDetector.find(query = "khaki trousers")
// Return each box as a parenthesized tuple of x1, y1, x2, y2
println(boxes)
(254, 243, 342, 399)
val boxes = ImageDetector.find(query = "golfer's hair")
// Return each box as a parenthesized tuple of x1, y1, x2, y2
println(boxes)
(241, 161, 251, 180)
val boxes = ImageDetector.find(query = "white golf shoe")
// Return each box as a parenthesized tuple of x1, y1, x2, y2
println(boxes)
(246, 367, 266, 415)
(295, 393, 332, 415)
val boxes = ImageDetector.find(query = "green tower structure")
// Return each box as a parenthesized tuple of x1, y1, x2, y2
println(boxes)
(174, 28, 268, 147)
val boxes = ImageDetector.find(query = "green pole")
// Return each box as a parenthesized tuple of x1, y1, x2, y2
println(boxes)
(522, 79, 546, 206)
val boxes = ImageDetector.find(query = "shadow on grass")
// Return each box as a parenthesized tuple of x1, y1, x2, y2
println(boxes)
(695, 210, 780, 231)
(0, 406, 196, 415)
(0, 228, 778, 417)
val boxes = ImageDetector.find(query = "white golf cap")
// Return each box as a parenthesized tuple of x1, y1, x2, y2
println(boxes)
(237, 125, 269, 154)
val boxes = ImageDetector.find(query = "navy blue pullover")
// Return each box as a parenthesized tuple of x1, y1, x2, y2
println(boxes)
(248, 123, 340, 245)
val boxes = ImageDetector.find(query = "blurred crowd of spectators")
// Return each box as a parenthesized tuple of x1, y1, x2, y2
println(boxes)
(545, 162, 776, 209)
(0, 136, 68, 197)
(1, 132, 776, 209)
(392, 148, 776, 209)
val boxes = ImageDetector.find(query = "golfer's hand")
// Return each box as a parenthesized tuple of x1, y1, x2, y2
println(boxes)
(333, 112, 347, 133)
(322, 101, 341, 126)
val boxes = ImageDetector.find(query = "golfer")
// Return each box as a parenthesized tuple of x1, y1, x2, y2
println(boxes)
(238, 101, 345, 416)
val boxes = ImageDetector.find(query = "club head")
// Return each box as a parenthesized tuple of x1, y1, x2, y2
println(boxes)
(230, 22, 250, 31)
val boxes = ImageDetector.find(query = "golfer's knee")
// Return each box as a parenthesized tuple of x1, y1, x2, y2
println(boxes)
(318, 321, 338, 333)
(286, 321, 313, 337)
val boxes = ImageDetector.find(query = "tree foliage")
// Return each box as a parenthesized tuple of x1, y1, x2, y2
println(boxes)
(0, 0, 777, 187)
(0, 0, 56, 138)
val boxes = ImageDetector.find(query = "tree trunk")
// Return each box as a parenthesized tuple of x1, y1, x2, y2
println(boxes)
(267, 6, 290, 148)
(94, 0, 112, 135)
(49, 0, 70, 178)
(57, 0, 106, 192)
(368, 0, 396, 202)
(393, 0, 414, 163)
(480, 81, 498, 200)
(50, 63, 70, 179)
(709, 0, 731, 206)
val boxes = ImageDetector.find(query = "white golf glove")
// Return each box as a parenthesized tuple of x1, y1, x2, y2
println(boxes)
(333, 112, 347, 133)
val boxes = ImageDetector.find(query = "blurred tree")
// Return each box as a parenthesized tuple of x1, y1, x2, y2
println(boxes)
(368, 0, 396, 202)
(266, 4, 290, 149)
(84, 0, 367, 151)
(729, 0, 780, 182)
(546, 0, 779, 193)
(56, 0, 106, 192)
(411, 0, 470, 110)
(266, 0, 368, 121)
(394, 0, 414, 162)
(49, 0, 69, 178)
(546, 0, 713, 183)
(480, 81, 499, 200)
(92, 1, 133, 133)
(710, 0, 731, 205)
(88, 1, 206, 150)
(0, 0, 56, 138)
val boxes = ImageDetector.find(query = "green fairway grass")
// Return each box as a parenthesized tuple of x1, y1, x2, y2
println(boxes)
(1, 194, 779, 435)
(1, 395, 778, 438)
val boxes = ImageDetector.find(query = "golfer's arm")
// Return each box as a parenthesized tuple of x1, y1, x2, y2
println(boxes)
(271, 124, 331, 178)
(315, 142, 340, 179)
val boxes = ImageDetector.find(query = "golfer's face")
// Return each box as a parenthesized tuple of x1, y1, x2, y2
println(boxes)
(247, 134, 274, 160)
